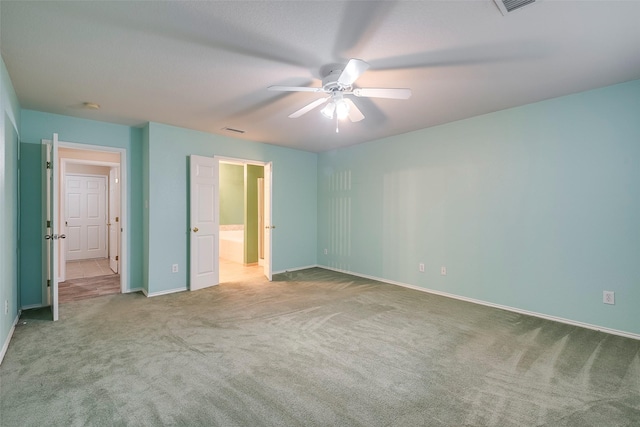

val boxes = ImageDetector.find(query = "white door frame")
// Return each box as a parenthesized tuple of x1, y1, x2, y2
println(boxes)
(215, 156, 273, 281)
(60, 161, 118, 281)
(42, 140, 128, 301)
(108, 167, 120, 274)
(263, 162, 273, 281)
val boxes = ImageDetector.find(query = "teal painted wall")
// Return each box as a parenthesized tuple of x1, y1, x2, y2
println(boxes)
(18, 142, 40, 305)
(219, 163, 244, 225)
(245, 164, 264, 264)
(19, 110, 143, 306)
(146, 122, 317, 294)
(1, 55, 21, 358)
(3, 116, 19, 310)
(318, 79, 640, 336)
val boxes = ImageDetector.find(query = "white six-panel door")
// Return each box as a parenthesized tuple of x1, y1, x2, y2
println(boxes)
(263, 162, 273, 281)
(65, 174, 107, 260)
(43, 133, 60, 321)
(190, 155, 219, 291)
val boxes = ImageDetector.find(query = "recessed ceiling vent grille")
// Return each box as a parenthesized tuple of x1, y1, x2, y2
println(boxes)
(494, 0, 537, 15)
(221, 127, 246, 134)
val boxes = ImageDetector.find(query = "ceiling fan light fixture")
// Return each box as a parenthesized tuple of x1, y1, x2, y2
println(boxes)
(321, 102, 336, 119)
(335, 99, 350, 120)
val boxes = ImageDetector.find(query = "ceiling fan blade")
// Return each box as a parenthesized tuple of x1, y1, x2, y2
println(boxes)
(344, 98, 365, 122)
(338, 59, 370, 86)
(352, 87, 412, 100)
(368, 42, 549, 71)
(288, 97, 329, 118)
(333, 2, 396, 59)
(268, 85, 324, 93)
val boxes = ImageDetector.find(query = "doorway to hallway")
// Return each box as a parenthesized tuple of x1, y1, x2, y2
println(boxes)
(56, 145, 123, 303)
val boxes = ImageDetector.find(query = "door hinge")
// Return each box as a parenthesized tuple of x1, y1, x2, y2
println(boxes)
(47, 279, 51, 287)
(46, 220, 51, 228)
(115, 216, 119, 222)
(46, 161, 52, 169)
(115, 256, 119, 261)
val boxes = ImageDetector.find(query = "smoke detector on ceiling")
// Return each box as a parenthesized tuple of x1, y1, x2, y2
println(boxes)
(494, 0, 538, 15)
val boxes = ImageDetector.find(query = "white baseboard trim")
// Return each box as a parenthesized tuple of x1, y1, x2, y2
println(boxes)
(272, 265, 320, 276)
(126, 287, 144, 294)
(20, 304, 46, 311)
(0, 314, 20, 365)
(144, 287, 187, 298)
(318, 265, 640, 341)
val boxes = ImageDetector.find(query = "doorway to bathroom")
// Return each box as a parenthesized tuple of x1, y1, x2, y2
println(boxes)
(218, 160, 268, 283)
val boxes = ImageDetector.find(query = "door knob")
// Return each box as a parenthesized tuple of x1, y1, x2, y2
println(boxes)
(43, 233, 66, 240)
(193, 227, 199, 233)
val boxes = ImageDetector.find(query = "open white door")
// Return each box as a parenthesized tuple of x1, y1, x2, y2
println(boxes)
(263, 162, 273, 281)
(108, 167, 120, 273)
(190, 155, 219, 291)
(43, 133, 61, 321)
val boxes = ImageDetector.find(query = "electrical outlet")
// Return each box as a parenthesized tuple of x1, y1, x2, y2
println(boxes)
(324, 248, 328, 255)
(441, 266, 447, 276)
(603, 291, 615, 305)
(419, 263, 425, 272)
(172, 264, 179, 273)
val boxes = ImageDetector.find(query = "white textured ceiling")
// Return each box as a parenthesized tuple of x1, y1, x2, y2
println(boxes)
(2, 1, 640, 152)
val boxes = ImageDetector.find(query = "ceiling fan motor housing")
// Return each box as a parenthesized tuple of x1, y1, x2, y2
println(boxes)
(323, 69, 350, 92)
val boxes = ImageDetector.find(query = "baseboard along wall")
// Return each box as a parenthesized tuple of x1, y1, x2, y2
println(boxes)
(318, 265, 640, 341)
(143, 287, 188, 298)
(272, 265, 319, 276)
(0, 314, 20, 365)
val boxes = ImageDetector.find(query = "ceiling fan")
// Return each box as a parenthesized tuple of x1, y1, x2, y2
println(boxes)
(268, 59, 411, 132)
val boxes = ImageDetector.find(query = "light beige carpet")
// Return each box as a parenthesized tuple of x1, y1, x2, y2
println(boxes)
(1, 268, 639, 426)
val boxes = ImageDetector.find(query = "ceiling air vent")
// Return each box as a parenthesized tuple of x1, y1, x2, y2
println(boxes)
(221, 127, 245, 134)
(494, 0, 537, 15)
